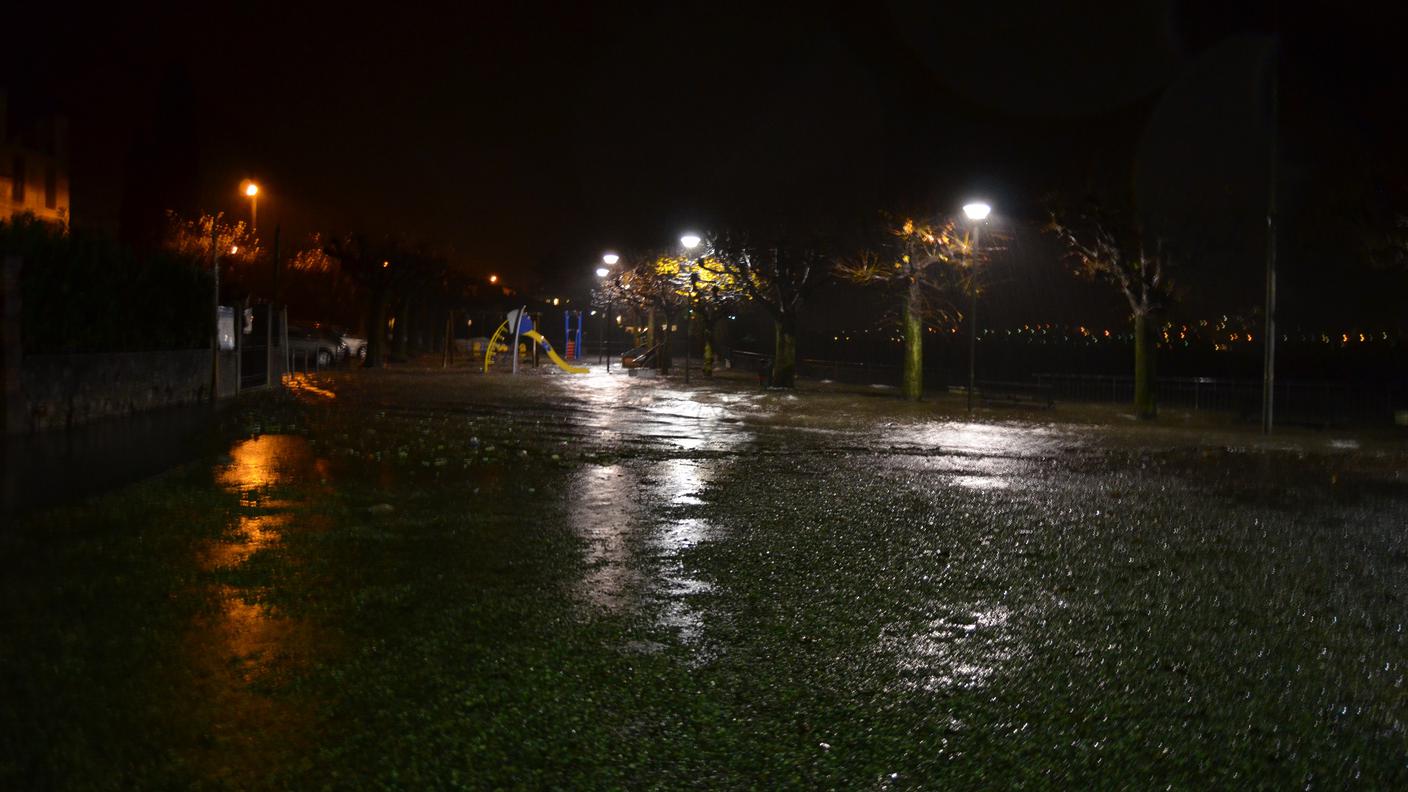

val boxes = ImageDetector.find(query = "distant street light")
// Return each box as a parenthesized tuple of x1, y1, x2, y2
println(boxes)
(488, 274, 499, 284)
(597, 254, 616, 371)
(679, 233, 703, 382)
(242, 180, 260, 232)
(962, 201, 991, 413)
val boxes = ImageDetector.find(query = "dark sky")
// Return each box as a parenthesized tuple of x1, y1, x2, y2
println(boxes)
(6, 1, 1408, 326)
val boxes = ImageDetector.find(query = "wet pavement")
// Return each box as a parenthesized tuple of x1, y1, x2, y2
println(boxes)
(3, 365, 1406, 787)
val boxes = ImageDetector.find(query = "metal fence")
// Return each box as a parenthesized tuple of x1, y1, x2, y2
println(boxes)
(730, 349, 934, 387)
(1034, 373, 1400, 425)
(725, 349, 1401, 425)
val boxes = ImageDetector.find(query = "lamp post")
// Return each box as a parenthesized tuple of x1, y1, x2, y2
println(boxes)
(598, 253, 617, 371)
(242, 180, 260, 232)
(962, 202, 991, 414)
(680, 234, 701, 382)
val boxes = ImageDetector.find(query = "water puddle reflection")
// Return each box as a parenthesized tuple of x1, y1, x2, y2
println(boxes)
(565, 381, 749, 654)
(884, 604, 1021, 693)
(183, 434, 328, 774)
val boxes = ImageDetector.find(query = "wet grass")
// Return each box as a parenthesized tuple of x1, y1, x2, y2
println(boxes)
(2, 366, 1406, 788)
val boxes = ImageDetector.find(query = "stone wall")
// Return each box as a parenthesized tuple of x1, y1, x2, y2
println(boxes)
(18, 349, 239, 433)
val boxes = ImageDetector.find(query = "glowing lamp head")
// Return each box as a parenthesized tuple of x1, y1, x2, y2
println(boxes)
(680, 234, 701, 249)
(488, 274, 499, 284)
(595, 267, 610, 278)
(244, 182, 259, 197)
(963, 202, 991, 221)
(602, 253, 619, 265)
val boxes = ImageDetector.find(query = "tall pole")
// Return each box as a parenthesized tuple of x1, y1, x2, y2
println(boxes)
(967, 225, 982, 414)
(268, 226, 280, 388)
(210, 225, 220, 403)
(1261, 39, 1279, 434)
(511, 304, 525, 375)
(250, 192, 258, 234)
(604, 300, 611, 371)
(684, 279, 692, 384)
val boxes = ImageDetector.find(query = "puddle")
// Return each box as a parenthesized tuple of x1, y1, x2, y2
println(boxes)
(182, 433, 328, 775)
(565, 378, 751, 652)
(885, 604, 1021, 693)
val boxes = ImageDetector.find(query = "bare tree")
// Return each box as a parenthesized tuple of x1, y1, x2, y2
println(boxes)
(1047, 202, 1172, 419)
(706, 232, 828, 387)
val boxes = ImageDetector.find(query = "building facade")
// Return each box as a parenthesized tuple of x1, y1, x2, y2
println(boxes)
(0, 93, 70, 225)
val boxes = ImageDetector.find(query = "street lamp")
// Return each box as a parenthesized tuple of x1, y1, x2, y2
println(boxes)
(597, 253, 616, 371)
(242, 180, 260, 232)
(962, 201, 991, 413)
(679, 234, 702, 381)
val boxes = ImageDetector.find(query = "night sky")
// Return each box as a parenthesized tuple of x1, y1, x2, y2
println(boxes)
(6, 1, 1407, 328)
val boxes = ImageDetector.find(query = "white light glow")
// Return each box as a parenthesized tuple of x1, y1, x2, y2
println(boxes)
(596, 267, 610, 278)
(963, 202, 991, 221)
(680, 234, 701, 249)
(602, 253, 619, 265)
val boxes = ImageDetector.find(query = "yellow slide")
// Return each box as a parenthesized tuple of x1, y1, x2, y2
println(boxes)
(522, 330, 589, 374)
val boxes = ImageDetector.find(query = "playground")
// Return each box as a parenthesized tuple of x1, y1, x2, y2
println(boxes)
(481, 307, 590, 375)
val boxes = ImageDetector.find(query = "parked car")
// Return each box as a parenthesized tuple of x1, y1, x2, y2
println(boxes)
(287, 322, 346, 368)
(330, 326, 368, 361)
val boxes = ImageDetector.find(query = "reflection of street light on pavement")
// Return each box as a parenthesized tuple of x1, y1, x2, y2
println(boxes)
(962, 201, 991, 413)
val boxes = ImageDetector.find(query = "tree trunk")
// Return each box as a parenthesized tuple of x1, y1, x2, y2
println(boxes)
(364, 291, 387, 368)
(657, 325, 672, 374)
(1133, 311, 1157, 420)
(701, 319, 715, 377)
(901, 278, 923, 400)
(772, 319, 796, 388)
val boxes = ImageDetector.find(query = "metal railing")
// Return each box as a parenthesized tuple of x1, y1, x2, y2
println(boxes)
(1034, 373, 1399, 425)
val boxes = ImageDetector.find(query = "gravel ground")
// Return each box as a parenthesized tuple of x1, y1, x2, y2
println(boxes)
(3, 365, 1405, 788)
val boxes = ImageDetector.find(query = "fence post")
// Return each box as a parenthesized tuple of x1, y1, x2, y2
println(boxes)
(210, 226, 220, 403)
